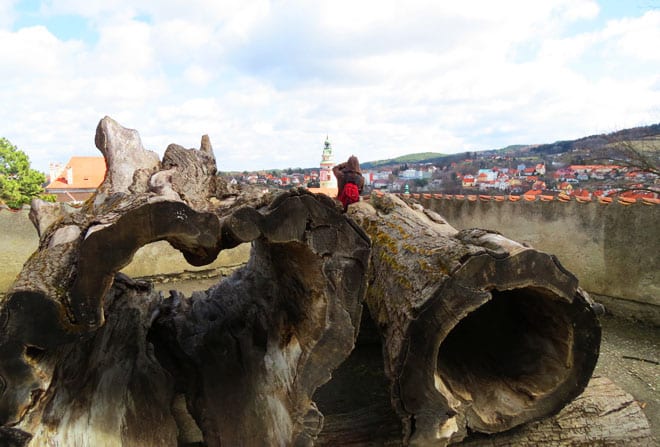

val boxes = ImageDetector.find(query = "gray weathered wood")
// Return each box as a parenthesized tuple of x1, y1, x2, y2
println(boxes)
(0, 117, 370, 446)
(457, 376, 653, 447)
(347, 193, 601, 446)
(315, 373, 653, 446)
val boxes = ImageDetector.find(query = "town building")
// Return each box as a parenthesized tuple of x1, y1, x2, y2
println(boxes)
(462, 175, 476, 188)
(46, 156, 106, 203)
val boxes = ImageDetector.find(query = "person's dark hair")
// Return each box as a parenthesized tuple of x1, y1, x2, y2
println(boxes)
(345, 155, 360, 173)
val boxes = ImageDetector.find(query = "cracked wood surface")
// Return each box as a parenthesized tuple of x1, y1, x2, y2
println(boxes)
(0, 117, 370, 446)
(458, 376, 652, 446)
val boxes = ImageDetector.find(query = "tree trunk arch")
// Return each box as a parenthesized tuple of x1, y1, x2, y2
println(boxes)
(0, 117, 650, 446)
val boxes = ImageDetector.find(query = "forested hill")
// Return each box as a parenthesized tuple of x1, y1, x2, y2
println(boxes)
(360, 123, 660, 168)
(360, 152, 447, 169)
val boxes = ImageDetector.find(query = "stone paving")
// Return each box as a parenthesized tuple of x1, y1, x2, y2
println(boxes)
(594, 314, 659, 441)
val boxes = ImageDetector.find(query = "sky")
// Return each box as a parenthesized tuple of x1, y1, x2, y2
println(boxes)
(1, 0, 659, 174)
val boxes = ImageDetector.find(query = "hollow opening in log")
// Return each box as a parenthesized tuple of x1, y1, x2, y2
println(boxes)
(313, 311, 402, 446)
(437, 287, 574, 428)
(119, 241, 249, 288)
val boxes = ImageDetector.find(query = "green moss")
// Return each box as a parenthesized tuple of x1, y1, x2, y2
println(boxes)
(396, 274, 413, 289)
(383, 221, 410, 240)
(417, 259, 433, 272)
(362, 220, 400, 256)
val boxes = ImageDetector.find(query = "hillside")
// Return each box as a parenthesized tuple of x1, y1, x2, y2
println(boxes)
(361, 152, 447, 169)
(361, 124, 660, 168)
(529, 123, 660, 156)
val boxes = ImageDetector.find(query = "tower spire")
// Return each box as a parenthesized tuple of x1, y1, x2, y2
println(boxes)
(319, 136, 337, 189)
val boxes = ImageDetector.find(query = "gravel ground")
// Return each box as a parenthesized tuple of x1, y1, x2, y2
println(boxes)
(155, 279, 660, 441)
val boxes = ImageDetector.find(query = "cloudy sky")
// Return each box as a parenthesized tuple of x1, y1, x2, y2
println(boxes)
(1, 0, 659, 173)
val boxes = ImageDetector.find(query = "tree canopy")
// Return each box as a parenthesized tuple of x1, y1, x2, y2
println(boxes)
(0, 137, 49, 208)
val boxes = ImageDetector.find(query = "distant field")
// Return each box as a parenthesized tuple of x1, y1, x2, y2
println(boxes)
(614, 136, 660, 152)
(361, 152, 447, 168)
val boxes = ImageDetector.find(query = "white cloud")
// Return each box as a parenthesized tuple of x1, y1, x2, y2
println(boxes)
(0, 0, 19, 29)
(183, 65, 213, 86)
(0, 26, 80, 76)
(93, 19, 155, 74)
(558, 0, 600, 21)
(604, 11, 660, 62)
(151, 19, 216, 62)
(0, 0, 658, 174)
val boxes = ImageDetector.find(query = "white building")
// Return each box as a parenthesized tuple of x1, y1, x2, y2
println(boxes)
(477, 169, 498, 181)
(400, 169, 423, 179)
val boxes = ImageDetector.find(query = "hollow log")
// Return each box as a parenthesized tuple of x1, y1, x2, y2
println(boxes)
(347, 193, 601, 446)
(0, 117, 607, 446)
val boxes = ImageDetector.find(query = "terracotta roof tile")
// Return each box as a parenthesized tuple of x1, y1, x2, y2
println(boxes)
(46, 157, 107, 190)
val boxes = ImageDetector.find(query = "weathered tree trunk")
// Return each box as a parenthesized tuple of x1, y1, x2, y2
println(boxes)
(0, 117, 614, 447)
(346, 192, 602, 446)
(6, 275, 179, 446)
(0, 117, 370, 446)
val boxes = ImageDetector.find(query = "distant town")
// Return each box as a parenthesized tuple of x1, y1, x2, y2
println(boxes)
(43, 124, 659, 204)
(222, 153, 658, 201)
(220, 127, 659, 201)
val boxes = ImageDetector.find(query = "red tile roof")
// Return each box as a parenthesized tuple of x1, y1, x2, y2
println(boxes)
(571, 189, 591, 198)
(46, 157, 106, 190)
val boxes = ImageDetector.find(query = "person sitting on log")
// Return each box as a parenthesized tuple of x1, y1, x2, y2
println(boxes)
(333, 155, 364, 212)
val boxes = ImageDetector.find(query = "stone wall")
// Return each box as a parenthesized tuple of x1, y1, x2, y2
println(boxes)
(0, 207, 250, 293)
(2, 198, 658, 323)
(0, 207, 38, 292)
(415, 195, 659, 324)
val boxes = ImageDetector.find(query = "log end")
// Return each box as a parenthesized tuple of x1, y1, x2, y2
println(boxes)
(401, 250, 601, 444)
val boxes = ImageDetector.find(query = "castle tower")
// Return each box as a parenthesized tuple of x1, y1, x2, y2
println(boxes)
(319, 136, 337, 189)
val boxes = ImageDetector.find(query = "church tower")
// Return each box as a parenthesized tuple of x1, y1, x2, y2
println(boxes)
(319, 136, 337, 189)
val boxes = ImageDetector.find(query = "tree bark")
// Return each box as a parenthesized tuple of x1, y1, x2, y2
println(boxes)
(315, 373, 653, 446)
